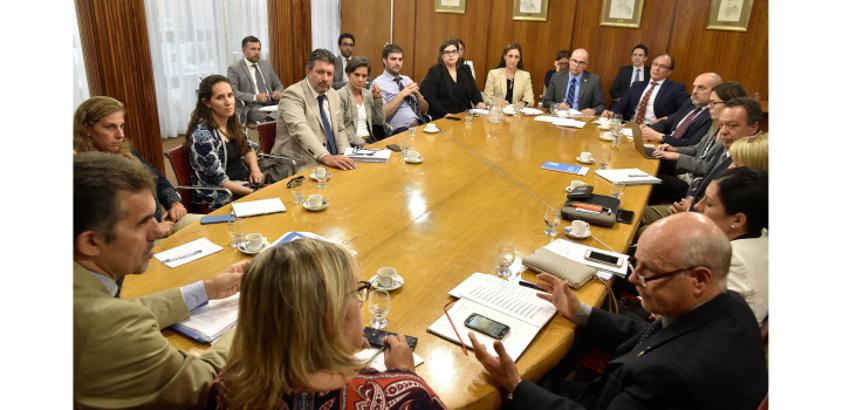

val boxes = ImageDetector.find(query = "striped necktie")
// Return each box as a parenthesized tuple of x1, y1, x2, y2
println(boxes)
(317, 95, 338, 155)
(566, 77, 577, 107)
(670, 107, 703, 139)
(634, 82, 658, 124)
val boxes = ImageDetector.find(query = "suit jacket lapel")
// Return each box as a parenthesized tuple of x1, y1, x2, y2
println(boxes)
(240, 61, 257, 94)
(578, 72, 588, 103)
(302, 81, 326, 136)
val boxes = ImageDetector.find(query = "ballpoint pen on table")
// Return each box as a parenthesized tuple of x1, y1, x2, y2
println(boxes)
(162, 249, 202, 263)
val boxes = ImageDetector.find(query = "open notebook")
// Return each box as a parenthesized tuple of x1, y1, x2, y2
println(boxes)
(170, 293, 239, 343)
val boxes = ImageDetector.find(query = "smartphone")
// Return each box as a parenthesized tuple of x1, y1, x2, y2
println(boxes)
(445, 116, 462, 121)
(616, 209, 635, 224)
(199, 214, 235, 225)
(584, 249, 623, 268)
(464, 313, 510, 340)
(363, 327, 418, 351)
(386, 144, 402, 152)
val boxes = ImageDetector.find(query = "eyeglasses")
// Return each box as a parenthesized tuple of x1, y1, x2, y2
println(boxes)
(286, 175, 304, 189)
(708, 100, 726, 107)
(443, 49, 459, 56)
(629, 264, 699, 288)
(354, 280, 373, 302)
(569, 59, 587, 67)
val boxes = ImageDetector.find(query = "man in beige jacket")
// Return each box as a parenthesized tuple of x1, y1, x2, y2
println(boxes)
(74, 152, 247, 409)
(271, 48, 356, 171)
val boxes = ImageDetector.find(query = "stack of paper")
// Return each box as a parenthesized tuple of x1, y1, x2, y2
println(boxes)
(232, 198, 286, 217)
(154, 238, 224, 268)
(343, 147, 392, 163)
(258, 104, 279, 112)
(552, 118, 586, 128)
(534, 115, 557, 123)
(595, 168, 661, 185)
(170, 293, 239, 343)
(519, 107, 543, 116)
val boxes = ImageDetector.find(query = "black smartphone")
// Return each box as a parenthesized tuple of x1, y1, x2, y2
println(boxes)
(445, 116, 461, 121)
(464, 313, 510, 340)
(363, 327, 418, 351)
(616, 209, 634, 224)
(386, 144, 402, 152)
(584, 249, 623, 268)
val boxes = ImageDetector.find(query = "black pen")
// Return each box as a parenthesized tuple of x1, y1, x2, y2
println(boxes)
(518, 280, 544, 291)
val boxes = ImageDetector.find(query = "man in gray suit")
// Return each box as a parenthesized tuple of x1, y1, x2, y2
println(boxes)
(542, 48, 605, 115)
(332, 32, 355, 89)
(227, 35, 284, 123)
(271, 49, 357, 171)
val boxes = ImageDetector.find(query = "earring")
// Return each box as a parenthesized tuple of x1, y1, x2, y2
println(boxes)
(730, 224, 736, 229)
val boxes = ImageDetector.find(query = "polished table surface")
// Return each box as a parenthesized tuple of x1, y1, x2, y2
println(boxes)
(123, 112, 659, 409)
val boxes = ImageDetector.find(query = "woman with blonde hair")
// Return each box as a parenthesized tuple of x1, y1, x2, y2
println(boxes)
(73, 96, 193, 234)
(211, 238, 444, 409)
(483, 42, 535, 108)
(729, 133, 768, 171)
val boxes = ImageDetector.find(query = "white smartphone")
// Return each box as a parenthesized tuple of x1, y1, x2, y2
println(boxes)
(584, 249, 623, 268)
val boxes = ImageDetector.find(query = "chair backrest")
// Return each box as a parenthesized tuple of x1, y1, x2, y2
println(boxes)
(257, 121, 277, 154)
(165, 144, 203, 214)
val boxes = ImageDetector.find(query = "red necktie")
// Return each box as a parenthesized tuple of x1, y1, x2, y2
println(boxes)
(671, 107, 703, 139)
(634, 82, 658, 124)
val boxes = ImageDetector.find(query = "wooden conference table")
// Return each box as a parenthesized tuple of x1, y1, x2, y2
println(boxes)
(123, 112, 659, 409)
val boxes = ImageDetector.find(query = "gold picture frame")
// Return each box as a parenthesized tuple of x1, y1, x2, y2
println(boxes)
(434, 0, 465, 14)
(599, 0, 644, 28)
(707, 0, 754, 32)
(513, 0, 548, 21)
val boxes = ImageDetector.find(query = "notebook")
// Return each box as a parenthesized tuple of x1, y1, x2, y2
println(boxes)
(595, 168, 661, 185)
(170, 293, 239, 343)
(343, 147, 392, 163)
(231, 198, 286, 217)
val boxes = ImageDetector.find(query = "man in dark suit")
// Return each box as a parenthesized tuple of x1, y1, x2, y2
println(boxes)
(604, 53, 689, 125)
(541, 48, 605, 115)
(332, 32, 355, 89)
(641, 72, 722, 147)
(227, 36, 284, 124)
(609, 44, 650, 104)
(470, 212, 768, 410)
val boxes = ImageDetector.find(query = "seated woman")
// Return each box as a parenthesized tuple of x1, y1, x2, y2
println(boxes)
(420, 39, 486, 120)
(483, 42, 535, 108)
(210, 238, 445, 409)
(694, 167, 768, 325)
(728, 133, 768, 170)
(337, 56, 385, 146)
(455, 38, 476, 79)
(543, 50, 570, 97)
(73, 96, 195, 235)
(185, 75, 263, 209)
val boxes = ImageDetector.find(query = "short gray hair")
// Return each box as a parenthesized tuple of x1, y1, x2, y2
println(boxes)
(307, 48, 336, 69)
(677, 228, 732, 287)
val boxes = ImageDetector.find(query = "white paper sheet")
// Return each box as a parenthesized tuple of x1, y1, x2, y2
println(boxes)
(154, 237, 224, 268)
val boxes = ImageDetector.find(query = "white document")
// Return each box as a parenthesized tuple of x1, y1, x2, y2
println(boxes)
(544, 238, 629, 277)
(595, 168, 662, 185)
(355, 348, 425, 371)
(170, 293, 239, 343)
(343, 147, 392, 163)
(552, 118, 586, 128)
(232, 197, 286, 217)
(520, 107, 544, 116)
(270, 231, 358, 255)
(470, 108, 490, 116)
(534, 115, 557, 123)
(258, 104, 279, 112)
(154, 237, 224, 268)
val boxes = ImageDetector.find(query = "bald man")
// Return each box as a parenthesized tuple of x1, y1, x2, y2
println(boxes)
(471, 213, 768, 409)
(542, 48, 605, 115)
(640, 72, 722, 147)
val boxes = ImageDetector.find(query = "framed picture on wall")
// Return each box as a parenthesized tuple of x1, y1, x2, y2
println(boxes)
(434, 0, 465, 14)
(599, 0, 644, 28)
(707, 0, 754, 32)
(513, 0, 548, 21)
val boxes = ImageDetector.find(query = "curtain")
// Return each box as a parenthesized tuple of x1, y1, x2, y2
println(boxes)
(73, 6, 90, 109)
(311, 0, 341, 55)
(144, 0, 269, 138)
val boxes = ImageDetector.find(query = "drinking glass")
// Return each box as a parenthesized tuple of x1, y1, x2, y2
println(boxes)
(368, 289, 391, 329)
(465, 109, 473, 126)
(408, 120, 418, 140)
(399, 138, 412, 162)
(495, 243, 516, 280)
(611, 183, 625, 200)
(543, 206, 561, 241)
(227, 217, 246, 248)
(314, 165, 329, 189)
(550, 103, 559, 117)
(598, 149, 612, 170)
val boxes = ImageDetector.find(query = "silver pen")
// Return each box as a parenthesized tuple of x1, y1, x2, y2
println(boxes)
(162, 249, 202, 263)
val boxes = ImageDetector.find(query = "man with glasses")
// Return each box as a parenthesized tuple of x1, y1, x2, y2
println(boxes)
(609, 44, 650, 104)
(228, 35, 284, 124)
(640, 72, 721, 147)
(604, 53, 689, 125)
(542, 48, 605, 116)
(471, 213, 768, 409)
(333, 32, 356, 89)
(372, 43, 430, 135)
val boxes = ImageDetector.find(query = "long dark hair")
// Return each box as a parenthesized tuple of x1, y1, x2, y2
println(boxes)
(185, 75, 249, 155)
(496, 43, 524, 70)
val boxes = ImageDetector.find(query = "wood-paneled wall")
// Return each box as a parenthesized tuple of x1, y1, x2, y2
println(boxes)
(75, 0, 165, 172)
(341, 0, 768, 106)
(268, 0, 313, 87)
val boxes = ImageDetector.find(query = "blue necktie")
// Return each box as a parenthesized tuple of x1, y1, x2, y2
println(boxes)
(635, 68, 641, 83)
(253, 64, 268, 94)
(566, 77, 577, 108)
(317, 95, 337, 155)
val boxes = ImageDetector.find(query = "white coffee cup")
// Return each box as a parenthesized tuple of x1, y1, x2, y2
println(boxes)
(571, 220, 590, 236)
(307, 194, 323, 208)
(244, 233, 265, 252)
(405, 150, 421, 161)
(377, 267, 397, 287)
(425, 124, 438, 131)
(579, 151, 593, 161)
(601, 131, 615, 139)
(569, 180, 586, 190)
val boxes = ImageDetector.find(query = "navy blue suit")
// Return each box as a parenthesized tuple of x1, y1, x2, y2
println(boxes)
(611, 79, 689, 122)
(650, 101, 712, 147)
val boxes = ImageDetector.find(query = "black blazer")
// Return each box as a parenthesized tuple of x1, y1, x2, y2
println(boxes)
(611, 79, 689, 122)
(610, 65, 650, 101)
(420, 64, 483, 120)
(512, 291, 767, 410)
(650, 101, 712, 147)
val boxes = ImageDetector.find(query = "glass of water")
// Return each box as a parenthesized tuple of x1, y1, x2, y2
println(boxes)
(598, 149, 612, 170)
(314, 165, 329, 189)
(465, 109, 473, 126)
(368, 289, 391, 329)
(408, 120, 418, 140)
(227, 216, 246, 248)
(543, 206, 561, 241)
(495, 243, 516, 280)
(611, 183, 625, 200)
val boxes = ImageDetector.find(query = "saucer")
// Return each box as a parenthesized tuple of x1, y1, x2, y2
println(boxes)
(309, 172, 332, 181)
(404, 156, 424, 164)
(369, 273, 405, 291)
(303, 200, 329, 211)
(576, 156, 595, 164)
(563, 226, 592, 239)
(565, 186, 585, 193)
(597, 124, 611, 131)
(599, 133, 616, 142)
(237, 238, 270, 255)
(423, 127, 441, 134)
